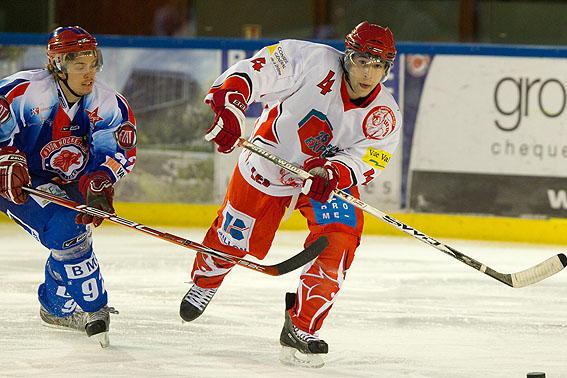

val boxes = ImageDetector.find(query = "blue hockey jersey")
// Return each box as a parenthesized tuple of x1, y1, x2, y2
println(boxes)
(0, 69, 136, 185)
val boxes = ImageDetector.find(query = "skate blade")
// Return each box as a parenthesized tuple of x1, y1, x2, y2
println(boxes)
(90, 331, 110, 348)
(279, 346, 325, 368)
(40, 321, 83, 333)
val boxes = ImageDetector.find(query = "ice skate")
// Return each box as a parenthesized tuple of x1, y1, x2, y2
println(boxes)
(85, 306, 118, 348)
(279, 292, 328, 368)
(179, 284, 218, 322)
(40, 306, 89, 332)
(40, 305, 117, 348)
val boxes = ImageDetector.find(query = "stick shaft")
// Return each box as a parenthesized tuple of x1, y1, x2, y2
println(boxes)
(239, 138, 566, 287)
(22, 186, 320, 275)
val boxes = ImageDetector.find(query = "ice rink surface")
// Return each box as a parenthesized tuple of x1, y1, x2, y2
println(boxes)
(1, 222, 566, 378)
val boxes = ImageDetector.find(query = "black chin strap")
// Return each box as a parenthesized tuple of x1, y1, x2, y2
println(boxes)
(57, 72, 82, 100)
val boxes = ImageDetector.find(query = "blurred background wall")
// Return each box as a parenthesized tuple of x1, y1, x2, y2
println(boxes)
(1, 0, 566, 45)
(1, 0, 566, 243)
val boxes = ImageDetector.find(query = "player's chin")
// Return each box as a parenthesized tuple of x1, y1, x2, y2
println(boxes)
(78, 83, 94, 95)
(356, 85, 373, 98)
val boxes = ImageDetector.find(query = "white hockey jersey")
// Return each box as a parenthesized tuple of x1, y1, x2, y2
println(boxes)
(208, 39, 402, 197)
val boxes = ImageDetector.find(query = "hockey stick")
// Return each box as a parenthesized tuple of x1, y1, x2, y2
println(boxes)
(22, 186, 327, 276)
(238, 138, 567, 287)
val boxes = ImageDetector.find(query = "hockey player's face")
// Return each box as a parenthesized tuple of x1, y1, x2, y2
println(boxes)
(347, 55, 386, 99)
(65, 55, 98, 95)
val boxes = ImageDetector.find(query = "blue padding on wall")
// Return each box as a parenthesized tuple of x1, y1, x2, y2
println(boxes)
(1, 32, 566, 57)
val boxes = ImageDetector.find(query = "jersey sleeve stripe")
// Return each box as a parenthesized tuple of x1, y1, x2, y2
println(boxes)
(253, 104, 282, 145)
(0, 78, 29, 97)
(332, 160, 357, 189)
(4, 81, 31, 102)
(116, 93, 136, 124)
(211, 73, 252, 102)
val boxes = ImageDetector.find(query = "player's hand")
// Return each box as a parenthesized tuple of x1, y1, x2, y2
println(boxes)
(0, 146, 31, 204)
(204, 89, 247, 153)
(301, 157, 339, 203)
(76, 171, 115, 227)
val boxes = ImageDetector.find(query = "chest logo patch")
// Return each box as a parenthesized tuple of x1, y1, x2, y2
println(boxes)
(41, 136, 88, 180)
(363, 106, 396, 140)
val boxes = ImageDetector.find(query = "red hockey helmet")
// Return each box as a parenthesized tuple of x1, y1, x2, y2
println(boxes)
(47, 26, 97, 56)
(47, 26, 102, 73)
(345, 21, 396, 64)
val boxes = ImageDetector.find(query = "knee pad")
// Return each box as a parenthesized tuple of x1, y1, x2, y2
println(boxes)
(41, 245, 108, 314)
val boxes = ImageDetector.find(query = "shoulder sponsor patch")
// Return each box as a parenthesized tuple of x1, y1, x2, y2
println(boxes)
(362, 106, 396, 140)
(0, 96, 11, 124)
(267, 43, 290, 77)
(362, 147, 392, 170)
(114, 121, 137, 150)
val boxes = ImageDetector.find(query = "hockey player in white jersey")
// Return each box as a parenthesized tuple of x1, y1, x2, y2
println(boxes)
(180, 21, 401, 367)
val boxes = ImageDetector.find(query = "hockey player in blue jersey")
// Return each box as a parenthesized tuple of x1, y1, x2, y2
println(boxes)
(0, 26, 137, 347)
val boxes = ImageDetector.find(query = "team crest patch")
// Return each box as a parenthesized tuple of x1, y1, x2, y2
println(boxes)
(362, 147, 392, 170)
(362, 106, 396, 140)
(217, 201, 255, 252)
(114, 122, 137, 150)
(0, 96, 11, 124)
(40, 136, 88, 180)
(298, 109, 333, 156)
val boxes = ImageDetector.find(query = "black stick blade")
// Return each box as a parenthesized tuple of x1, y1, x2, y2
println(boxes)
(267, 236, 329, 276)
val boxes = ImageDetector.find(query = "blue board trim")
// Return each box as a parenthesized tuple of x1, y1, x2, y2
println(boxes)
(1, 32, 566, 57)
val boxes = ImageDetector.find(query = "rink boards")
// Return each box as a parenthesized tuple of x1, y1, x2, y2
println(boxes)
(1, 201, 558, 245)
(0, 34, 566, 244)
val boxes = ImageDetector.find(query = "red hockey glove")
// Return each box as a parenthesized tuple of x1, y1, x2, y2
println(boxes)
(204, 89, 247, 153)
(0, 146, 31, 205)
(301, 157, 340, 203)
(76, 171, 115, 227)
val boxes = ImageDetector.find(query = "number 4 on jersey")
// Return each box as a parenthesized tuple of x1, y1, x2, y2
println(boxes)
(317, 70, 335, 95)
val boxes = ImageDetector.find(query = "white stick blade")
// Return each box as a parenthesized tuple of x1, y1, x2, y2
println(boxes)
(511, 254, 567, 288)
